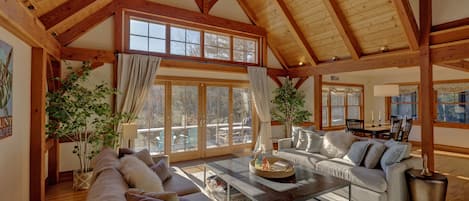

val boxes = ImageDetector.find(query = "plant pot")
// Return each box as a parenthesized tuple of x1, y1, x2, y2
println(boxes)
(73, 169, 93, 191)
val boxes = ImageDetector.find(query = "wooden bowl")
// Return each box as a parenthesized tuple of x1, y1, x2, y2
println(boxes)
(249, 157, 295, 179)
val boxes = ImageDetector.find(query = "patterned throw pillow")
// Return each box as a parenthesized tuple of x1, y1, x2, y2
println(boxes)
(343, 141, 371, 166)
(305, 131, 322, 153)
(296, 130, 309, 150)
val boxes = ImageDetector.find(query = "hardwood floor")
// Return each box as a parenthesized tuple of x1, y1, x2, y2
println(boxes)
(45, 149, 468, 201)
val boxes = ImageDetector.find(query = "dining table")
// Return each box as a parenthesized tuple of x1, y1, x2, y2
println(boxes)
(361, 123, 391, 138)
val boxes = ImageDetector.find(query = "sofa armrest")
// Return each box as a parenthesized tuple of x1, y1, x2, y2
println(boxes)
(277, 138, 293, 150)
(385, 157, 422, 201)
(152, 155, 170, 167)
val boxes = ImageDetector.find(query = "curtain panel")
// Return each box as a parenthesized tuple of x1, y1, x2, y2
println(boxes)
(247, 67, 273, 153)
(116, 54, 161, 148)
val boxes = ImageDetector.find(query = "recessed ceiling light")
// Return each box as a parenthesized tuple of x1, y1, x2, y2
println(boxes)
(51, 32, 58, 37)
(298, 61, 304, 66)
(331, 56, 339, 61)
(380, 46, 389, 52)
(27, 4, 35, 10)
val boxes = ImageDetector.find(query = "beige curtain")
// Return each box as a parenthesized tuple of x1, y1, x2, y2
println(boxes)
(116, 54, 161, 148)
(248, 67, 273, 153)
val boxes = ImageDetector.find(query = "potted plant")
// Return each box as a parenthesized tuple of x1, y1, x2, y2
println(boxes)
(46, 62, 126, 191)
(271, 78, 311, 138)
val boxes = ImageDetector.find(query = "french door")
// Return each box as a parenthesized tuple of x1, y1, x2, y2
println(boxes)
(136, 80, 255, 162)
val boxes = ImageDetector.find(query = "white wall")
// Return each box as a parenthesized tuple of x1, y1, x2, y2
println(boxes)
(0, 26, 31, 201)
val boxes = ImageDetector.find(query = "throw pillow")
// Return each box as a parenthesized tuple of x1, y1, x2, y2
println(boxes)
(363, 140, 386, 169)
(320, 131, 357, 158)
(305, 131, 322, 153)
(150, 160, 172, 182)
(343, 141, 371, 166)
(120, 155, 164, 193)
(380, 144, 408, 171)
(385, 139, 412, 160)
(134, 149, 155, 166)
(295, 130, 309, 150)
(292, 126, 302, 147)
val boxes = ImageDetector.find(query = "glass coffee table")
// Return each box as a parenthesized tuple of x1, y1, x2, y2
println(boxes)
(204, 157, 351, 201)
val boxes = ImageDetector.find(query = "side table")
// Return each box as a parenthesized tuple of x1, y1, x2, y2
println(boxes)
(405, 169, 448, 201)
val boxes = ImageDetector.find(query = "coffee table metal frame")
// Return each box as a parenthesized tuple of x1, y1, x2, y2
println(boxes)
(203, 157, 351, 201)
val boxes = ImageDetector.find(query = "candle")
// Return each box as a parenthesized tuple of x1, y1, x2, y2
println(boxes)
(378, 111, 381, 121)
(371, 111, 374, 121)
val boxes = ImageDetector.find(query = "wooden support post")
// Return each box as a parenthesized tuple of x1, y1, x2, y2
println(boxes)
(46, 59, 61, 185)
(419, 0, 434, 170)
(30, 47, 47, 201)
(314, 74, 323, 130)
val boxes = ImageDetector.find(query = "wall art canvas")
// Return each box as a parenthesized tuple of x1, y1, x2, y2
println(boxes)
(0, 40, 13, 139)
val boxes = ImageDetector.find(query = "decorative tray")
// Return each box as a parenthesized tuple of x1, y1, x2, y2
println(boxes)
(249, 156, 295, 179)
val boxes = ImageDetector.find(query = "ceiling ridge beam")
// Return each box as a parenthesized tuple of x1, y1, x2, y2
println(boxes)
(39, 0, 96, 30)
(120, 0, 265, 36)
(0, 0, 61, 58)
(56, 1, 118, 46)
(392, 0, 420, 50)
(273, 0, 319, 66)
(323, 0, 361, 60)
(236, 0, 289, 70)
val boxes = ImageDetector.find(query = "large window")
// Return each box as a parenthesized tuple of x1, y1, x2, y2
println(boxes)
(135, 79, 255, 161)
(128, 18, 259, 65)
(322, 84, 364, 128)
(435, 83, 469, 124)
(389, 85, 418, 119)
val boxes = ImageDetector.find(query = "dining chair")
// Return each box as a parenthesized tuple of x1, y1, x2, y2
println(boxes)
(345, 119, 366, 137)
(399, 118, 413, 142)
(381, 119, 403, 140)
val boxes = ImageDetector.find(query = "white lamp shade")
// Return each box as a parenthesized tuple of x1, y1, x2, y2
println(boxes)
(122, 123, 138, 140)
(374, 85, 399, 97)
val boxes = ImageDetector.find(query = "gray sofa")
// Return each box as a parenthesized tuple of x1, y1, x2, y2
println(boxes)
(87, 149, 210, 201)
(275, 134, 422, 201)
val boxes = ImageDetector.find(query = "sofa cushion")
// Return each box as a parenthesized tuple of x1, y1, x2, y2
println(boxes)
(343, 141, 371, 166)
(163, 167, 200, 196)
(181, 192, 211, 201)
(134, 149, 156, 166)
(380, 144, 409, 171)
(126, 191, 179, 201)
(295, 130, 309, 150)
(363, 140, 386, 169)
(91, 147, 120, 178)
(120, 155, 164, 193)
(385, 139, 412, 159)
(275, 148, 328, 167)
(351, 167, 387, 193)
(316, 158, 354, 180)
(305, 131, 322, 153)
(320, 131, 356, 158)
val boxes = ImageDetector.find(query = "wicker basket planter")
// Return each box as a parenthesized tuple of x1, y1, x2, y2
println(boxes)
(249, 157, 295, 179)
(73, 170, 93, 191)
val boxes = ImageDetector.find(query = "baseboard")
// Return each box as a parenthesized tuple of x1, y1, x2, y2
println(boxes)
(58, 171, 73, 183)
(409, 140, 469, 155)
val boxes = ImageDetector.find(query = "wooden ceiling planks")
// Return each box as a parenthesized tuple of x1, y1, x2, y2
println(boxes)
(243, 0, 306, 67)
(337, 0, 409, 54)
(285, 0, 351, 61)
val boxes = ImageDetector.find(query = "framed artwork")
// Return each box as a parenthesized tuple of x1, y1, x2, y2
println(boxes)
(0, 40, 13, 139)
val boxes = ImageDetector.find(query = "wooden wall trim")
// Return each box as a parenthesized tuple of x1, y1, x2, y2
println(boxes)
(410, 141, 469, 156)
(0, 0, 61, 59)
(314, 74, 323, 130)
(30, 48, 47, 201)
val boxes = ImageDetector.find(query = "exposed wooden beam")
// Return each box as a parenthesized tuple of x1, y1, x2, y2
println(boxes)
(432, 17, 469, 32)
(39, 0, 96, 30)
(438, 60, 469, 72)
(206, 0, 218, 14)
(61, 47, 116, 63)
(288, 50, 420, 76)
(30, 47, 47, 201)
(392, 0, 420, 50)
(431, 25, 469, 45)
(120, 0, 265, 36)
(0, 0, 61, 59)
(236, 0, 288, 69)
(273, 0, 319, 65)
(431, 39, 469, 63)
(195, 0, 218, 14)
(195, 0, 204, 13)
(323, 0, 361, 60)
(267, 68, 289, 77)
(419, 0, 434, 171)
(314, 74, 323, 130)
(269, 75, 283, 87)
(56, 1, 118, 46)
(294, 77, 308, 89)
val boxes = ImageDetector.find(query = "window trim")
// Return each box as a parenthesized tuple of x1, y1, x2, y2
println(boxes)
(124, 11, 262, 66)
(322, 82, 365, 129)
